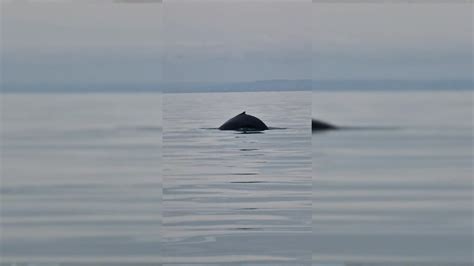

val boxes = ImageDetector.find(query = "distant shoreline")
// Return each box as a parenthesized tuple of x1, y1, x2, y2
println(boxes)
(2, 79, 472, 93)
(2, 88, 472, 94)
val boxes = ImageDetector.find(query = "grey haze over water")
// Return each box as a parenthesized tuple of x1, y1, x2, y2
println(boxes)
(2, 2, 472, 92)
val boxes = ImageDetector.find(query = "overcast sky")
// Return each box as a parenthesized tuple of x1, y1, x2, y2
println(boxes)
(163, 1, 311, 83)
(2, 2, 163, 89)
(312, 3, 472, 81)
(2, 1, 472, 90)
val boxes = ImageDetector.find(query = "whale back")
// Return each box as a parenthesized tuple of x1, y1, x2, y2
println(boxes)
(219, 112, 268, 131)
(312, 119, 337, 131)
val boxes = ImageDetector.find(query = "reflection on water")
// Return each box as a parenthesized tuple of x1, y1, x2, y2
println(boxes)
(162, 91, 312, 264)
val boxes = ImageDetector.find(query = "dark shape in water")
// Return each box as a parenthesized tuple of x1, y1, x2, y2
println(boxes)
(219, 111, 269, 131)
(312, 119, 337, 131)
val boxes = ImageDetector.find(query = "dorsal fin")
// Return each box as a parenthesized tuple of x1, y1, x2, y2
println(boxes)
(241, 111, 246, 115)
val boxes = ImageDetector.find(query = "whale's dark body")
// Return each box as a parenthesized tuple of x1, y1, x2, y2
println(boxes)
(312, 119, 337, 131)
(219, 112, 268, 131)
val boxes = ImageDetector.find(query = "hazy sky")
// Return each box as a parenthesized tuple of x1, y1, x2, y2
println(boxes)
(163, 1, 311, 83)
(1, 1, 472, 89)
(2, 2, 163, 89)
(312, 3, 473, 81)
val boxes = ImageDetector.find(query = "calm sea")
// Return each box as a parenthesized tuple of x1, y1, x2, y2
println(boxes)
(1, 94, 163, 264)
(312, 91, 472, 264)
(0, 91, 472, 265)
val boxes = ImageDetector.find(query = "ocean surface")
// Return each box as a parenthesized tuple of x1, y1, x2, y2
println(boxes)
(1, 94, 163, 264)
(1, 91, 472, 265)
(312, 91, 473, 264)
(162, 91, 312, 264)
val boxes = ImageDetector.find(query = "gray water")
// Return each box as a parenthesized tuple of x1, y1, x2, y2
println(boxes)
(1, 94, 162, 264)
(312, 91, 473, 264)
(162, 92, 312, 264)
(0, 91, 472, 265)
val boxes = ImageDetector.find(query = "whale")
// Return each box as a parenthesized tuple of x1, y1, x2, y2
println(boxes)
(219, 112, 268, 131)
(312, 119, 337, 131)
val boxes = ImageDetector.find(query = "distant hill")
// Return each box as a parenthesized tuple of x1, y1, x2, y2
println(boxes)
(164, 79, 472, 92)
(2, 79, 472, 93)
(162, 79, 312, 93)
(311, 79, 473, 91)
